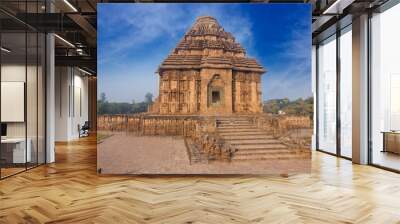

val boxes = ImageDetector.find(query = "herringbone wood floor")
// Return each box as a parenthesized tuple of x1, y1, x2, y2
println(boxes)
(1, 136, 400, 224)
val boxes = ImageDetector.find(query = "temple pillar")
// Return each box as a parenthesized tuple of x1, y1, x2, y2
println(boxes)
(251, 79, 258, 113)
(189, 75, 196, 113)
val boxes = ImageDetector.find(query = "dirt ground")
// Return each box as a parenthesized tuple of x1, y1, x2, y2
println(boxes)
(97, 132, 311, 175)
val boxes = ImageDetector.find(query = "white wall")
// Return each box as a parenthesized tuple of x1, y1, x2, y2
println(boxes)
(55, 67, 70, 141)
(1, 65, 40, 137)
(1, 65, 26, 137)
(55, 67, 89, 141)
(1, 63, 46, 164)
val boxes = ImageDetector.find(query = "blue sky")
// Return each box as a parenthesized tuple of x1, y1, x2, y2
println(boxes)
(98, 3, 311, 103)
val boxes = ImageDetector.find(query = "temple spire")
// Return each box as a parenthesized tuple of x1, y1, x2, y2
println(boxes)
(158, 16, 265, 73)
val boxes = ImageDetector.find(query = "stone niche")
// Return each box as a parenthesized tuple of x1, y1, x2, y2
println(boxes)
(208, 75, 224, 106)
(201, 69, 233, 114)
(150, 16, 265, 115)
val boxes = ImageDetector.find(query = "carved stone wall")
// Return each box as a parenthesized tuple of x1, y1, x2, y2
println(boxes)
(157, 70, 200, 114)
(233, 72, 262, 113)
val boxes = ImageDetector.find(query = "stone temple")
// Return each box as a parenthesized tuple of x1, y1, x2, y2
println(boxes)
(150, 16, 266, 115)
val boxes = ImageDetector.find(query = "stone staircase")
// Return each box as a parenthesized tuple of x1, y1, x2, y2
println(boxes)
(216, 117, 310, 161)
(184, 138, 209, 164)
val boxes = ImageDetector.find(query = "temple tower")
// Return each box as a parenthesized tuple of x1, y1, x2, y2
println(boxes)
(151, 16, 266, 115)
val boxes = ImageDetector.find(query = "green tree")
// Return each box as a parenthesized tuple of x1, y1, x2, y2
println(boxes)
(145, 92, 153, 104)
(100, 92, 106, 103)
(263, 97, 314, 118)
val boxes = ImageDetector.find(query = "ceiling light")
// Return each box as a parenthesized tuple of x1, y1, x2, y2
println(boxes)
(54, 34, 75, 48)
(323, 0, 355, 15)
(76, 48, 85, 55)
(78, 67, 93, 76)
(63, 0, 78, 12)
(1, 47, 11, 53)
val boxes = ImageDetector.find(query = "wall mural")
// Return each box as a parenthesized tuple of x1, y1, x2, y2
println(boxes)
(97, 3, 313, 174)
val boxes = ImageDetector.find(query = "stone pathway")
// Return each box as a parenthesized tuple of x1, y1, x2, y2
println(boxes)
(98, 132, 310, 174)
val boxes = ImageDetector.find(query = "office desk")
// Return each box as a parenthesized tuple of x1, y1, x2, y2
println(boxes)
(382, 131, 400, 154)
(1, 138, 31, 163)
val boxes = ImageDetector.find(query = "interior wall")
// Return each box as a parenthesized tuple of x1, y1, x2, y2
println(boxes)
(55, 67, 89, 141)
(72, 72, 89, 138)
(1, 64, 40, 138)
(55, 66, 69, 141)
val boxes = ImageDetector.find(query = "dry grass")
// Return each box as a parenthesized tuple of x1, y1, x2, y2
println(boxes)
(97, 131, 112, 143)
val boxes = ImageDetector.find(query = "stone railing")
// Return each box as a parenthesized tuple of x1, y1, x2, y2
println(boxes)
(187, 120, 236, 162)
(252, 114, 312, 149)
(97, 114, 235, 162)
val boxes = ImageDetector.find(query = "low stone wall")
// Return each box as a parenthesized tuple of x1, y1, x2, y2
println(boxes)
(97, 114, 234, 162)
(253, 115, 312, 149)
(98, 114, 201, 136)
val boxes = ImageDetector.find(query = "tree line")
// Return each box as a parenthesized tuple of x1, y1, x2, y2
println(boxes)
(98, 92, 313, 118)
(263, 97, 313, 118)
(97, 92, 153, 115)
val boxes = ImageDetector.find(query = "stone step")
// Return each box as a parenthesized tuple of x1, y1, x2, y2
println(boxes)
(217, 118, 252, 121)
(234, 148, 302, 155)
(218, 129, 262, 133)
(226, 139, 281, 145)
(218, 119, 252, 122)
(234, 144, 288, 150)
(218, 121, 252, 124)
(218, 127, 255, 130)
(218, 121, 253, 123)
(217, 123, 254, 127)
(232, 153, 310, 161)
(219, 131, 269, 136)
(218, 125, 257, 129)
(221, 136, 274, 141)
(218, 125, 257, 128)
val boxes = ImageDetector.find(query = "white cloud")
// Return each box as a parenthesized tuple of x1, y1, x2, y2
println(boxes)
(99, 4, 254, 66)
(98, 4, 311, 102)
(98, 4, 256, 102)
(275, 18, 311, 62)
(262, 18, 312, 100)
(263, 62, 311, 100)
(99, 4, 188, 65)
